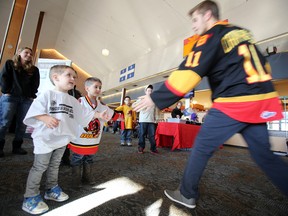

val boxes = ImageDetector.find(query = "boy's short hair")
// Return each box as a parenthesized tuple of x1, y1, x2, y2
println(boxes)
(49, 65, 76, 85)
(124, 96, 131, 100)
(85, 77, 102, 86)
(145, 84, 153, 92)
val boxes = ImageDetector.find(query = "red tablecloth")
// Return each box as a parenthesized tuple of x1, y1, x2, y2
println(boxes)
(155, 122, 201, 151)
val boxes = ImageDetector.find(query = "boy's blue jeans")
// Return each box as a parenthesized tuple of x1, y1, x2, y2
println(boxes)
(138, 122, 156, 151)
(71, 152, 94, 166)
(121, 129, 132, 144)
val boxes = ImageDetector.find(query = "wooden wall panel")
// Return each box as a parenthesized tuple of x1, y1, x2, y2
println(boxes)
(0, 0, 28, 67)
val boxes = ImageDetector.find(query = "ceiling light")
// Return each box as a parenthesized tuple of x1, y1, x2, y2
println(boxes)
(102, 48, 109, 56)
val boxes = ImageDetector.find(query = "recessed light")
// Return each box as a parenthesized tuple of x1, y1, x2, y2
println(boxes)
(102, 49, 109, 56)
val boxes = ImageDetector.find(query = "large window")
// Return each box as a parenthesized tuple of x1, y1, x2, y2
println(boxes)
(267, 96, 288, 132)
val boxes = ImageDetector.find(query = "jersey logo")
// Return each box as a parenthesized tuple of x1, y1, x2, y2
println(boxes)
(196, 34, 212, 47)
(83, 118, 101, 138)
(260, 111, 276, 119)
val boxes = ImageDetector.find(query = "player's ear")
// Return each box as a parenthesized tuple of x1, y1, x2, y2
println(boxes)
(204, 9, 212, 20)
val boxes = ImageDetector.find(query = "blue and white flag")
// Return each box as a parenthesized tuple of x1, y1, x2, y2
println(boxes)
(119, 64, 135, 82)
(119, 68, 126, 82)
(127, 64, 135, 80)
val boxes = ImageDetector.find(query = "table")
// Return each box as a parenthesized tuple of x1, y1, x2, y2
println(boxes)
(155, 122, 201, 151)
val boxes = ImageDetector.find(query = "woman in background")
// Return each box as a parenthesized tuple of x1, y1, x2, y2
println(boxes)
(0, 47, 40, 157)
(171, 101, 183, 119)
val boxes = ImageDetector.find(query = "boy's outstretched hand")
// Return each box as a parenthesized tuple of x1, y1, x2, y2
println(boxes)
(95, 109, 112, 121)
(132, 95, 155, 112)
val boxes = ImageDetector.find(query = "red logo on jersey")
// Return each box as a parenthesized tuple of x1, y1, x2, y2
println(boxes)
(83, 118, 101, 137)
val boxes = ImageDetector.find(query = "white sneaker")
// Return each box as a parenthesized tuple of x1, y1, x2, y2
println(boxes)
(44, 185, 69, 202)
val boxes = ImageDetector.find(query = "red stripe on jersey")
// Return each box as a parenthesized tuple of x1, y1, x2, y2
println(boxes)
(212, 97, 283, 123)
(68, 143, 99, 155)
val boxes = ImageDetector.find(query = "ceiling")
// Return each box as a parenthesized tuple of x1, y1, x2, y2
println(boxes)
(1, 0, 288, 97)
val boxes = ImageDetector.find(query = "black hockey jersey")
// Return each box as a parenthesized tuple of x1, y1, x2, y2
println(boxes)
(150, 21, 283, 123)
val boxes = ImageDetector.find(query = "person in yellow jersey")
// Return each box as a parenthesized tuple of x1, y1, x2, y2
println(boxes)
(115, 96, 137, 146)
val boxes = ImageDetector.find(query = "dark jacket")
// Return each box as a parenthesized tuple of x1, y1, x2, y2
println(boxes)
(0, 60, 40, 98)
(171, 107, 183, 118)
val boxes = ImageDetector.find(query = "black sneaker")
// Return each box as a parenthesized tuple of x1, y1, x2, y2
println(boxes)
(12, 148, 27, 155)
(164, 189, 196, 209)
(150, 149, 159, 154)
(138, 147, 144, 154)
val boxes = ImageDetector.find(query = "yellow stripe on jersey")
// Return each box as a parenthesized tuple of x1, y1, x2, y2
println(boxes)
(166, 70, 201, 96)
(214, 91, 279, 103)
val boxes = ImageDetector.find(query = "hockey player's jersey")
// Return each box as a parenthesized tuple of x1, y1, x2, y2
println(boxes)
(69, 96, 114, 155)
(151, 21, 283, 123)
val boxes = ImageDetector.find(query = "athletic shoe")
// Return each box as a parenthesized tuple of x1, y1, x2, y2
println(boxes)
(22, 194, 49, 215)
(164, 189, 196, 209)
(44, 185, 69, 202)
(120, 142, 125, 146)
(150, 149, 159, 154)
(127, 143, 132, 147)
(138, 147, 144, 154)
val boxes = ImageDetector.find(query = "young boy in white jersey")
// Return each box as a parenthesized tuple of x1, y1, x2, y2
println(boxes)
(22, 65, 111, 215)
(69, 77, 114, 188)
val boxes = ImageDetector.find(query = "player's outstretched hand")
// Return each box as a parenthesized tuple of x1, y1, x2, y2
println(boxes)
(132, 95, 155, 112)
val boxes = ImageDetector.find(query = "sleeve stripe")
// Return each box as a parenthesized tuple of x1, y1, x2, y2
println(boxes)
(166, 70, 201, 96)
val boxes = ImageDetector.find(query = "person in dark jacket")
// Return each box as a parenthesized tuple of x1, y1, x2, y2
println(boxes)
(0, 47, 40, 157)
(171, 101, 183, 118)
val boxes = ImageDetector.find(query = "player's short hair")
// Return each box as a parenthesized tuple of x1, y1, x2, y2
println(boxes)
(49, 65, 76, 85)
(85, 77, 102, 86)
(188, 0, 219, 19)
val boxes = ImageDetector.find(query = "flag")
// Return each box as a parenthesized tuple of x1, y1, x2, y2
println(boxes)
(119, 64, 135, 82)
(119, 68, 126, 82)
(127, 64, 135, 80)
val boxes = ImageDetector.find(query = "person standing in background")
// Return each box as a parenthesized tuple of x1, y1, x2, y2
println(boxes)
(115, 96, 136, 146)
(171, 101, 183, 119)
(0, 47, 40, 157)
(137, 85, 158, 154)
